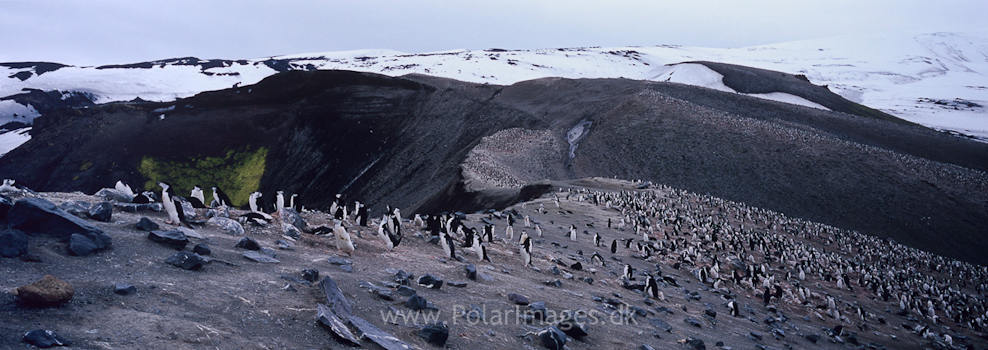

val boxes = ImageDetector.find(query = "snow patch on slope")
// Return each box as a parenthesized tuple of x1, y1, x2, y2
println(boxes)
(0, 127, 31, 158)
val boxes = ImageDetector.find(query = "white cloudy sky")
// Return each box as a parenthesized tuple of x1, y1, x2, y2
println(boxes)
(2, 0, 986, 66)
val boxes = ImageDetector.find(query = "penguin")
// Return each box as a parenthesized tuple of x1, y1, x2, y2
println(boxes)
(610, 239, 618, 254)
(483, 224, 495, 242)
(463, 227, 476, 248)
(333, 220, 355, 256)
(413, 214, 424, 228)
(158, 182, 185, 226)
(590, 252, 606, 267)
(524, 215, 531, 228)
(0, 179, 20, 194)
(211, 186, 232, 207)
(290, 193, 298, 210)
(376, 215, 402, 250)
(441, 232, 456, 260)
(535, 224, 543, 238)
(518, 231, 529, 245)
(763, 287, 772, 305)
(275, 191, 285, 211)
(593, 233, 601, 247)
(645, 275, 659, 299)
(624, 264, 635, 281)
(115, 180, 136, 198)
(248, 192, 262, 212)
(240, 212, 271, 226)
(520, 236, 533, 267)
(728, 300, 740, 317)
(505, 225, 514, 241)
(569, 224, 577, 242)
(188, 185, 208, 208)
(478, 244, 492, 262)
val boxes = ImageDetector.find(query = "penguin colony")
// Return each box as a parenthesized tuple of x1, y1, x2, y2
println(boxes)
(46, 177, 988, 348)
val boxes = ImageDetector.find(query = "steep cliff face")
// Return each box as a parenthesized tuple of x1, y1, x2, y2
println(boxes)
(1, 69, 986, 264)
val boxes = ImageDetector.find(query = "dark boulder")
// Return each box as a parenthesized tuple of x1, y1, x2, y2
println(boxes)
(243, 250, 280, 263)
(301, 268, 319, 282)
(417, 322, 449, 346)
(0, 194, 12, 220)
(192, 243, 211, 255)
(8, 198, 111, 252)
(135, 217, 159, 231)
(87, 201, 113, 222)
(557, 313, 589, 341)
(279, 208, 306, 231)
(235, 236, 261, 250)
(508, 292, 530, 305)
(405, 294, 429, 311)
(114, 283, 137, 295)
(148, 230, 189, 250)
(57, 201, 89, 218)
(464, 264, 477, 280)
(68, 234, 99, 256)
(0, 228, 28, 257)
(417, 274, 443, 289)
(538, 326, 567, 350)
(165, 251, 205, 270)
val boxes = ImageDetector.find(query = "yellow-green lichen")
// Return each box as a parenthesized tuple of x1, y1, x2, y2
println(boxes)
(79, 160, 93, 171)
(138, 147, 268, 207)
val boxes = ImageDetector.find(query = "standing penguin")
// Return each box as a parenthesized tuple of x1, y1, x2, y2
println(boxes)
(334, 221, 355, 256)
(728, 300, 740, 317)
(440, 232, 457, 260)
(624, 264, 635, 281)
(645, 275, 659, 299)
(610, 239, 618, 254)
(569, 224, 578, 242)
(158, 182, 184, 226)
(590, 252, 606, 267)
(520, 236, 533, 267)
(247, 192, 258, 212)
(115, 180, 136, 198)
(593, 233, 601, 247)
(290, 193, 299, 211)
(276, 191, 285, 211)
(535, 224, 543, 238)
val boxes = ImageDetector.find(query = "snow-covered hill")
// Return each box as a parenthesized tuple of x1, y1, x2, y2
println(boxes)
(1, 31, 985, 154)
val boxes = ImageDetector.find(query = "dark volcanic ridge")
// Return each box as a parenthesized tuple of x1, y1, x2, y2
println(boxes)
(0, 69, 985, 267)
(1, 179, 986, 350)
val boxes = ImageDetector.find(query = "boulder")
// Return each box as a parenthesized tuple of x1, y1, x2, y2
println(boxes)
(95, 187, 134, 202)
(417, 322, 449, 346)
(114, 283, 137, 295)
(243, 251, 280, 263)
(557, 313, 589, 340)
(538, 326, 567, 350)
(316, 303, 360, 346)
(87, 201, 113, 222)
(14, 275, 74, 307)
(235, 237, 261, 250)
(207, 216, 245, 236)
(0, 228, 28, 257)
(23, 329, 71, 348)
(8, 198, 111, 253)
(509, 293, 530, 305)
(417, 274, 443, 289)
(0, 194, 12, 220)
(135, 217, 159, 231)
(464, 264, 477, 280)
(405, 294, 429, 311)
(279, 208, 306, 231)
(348, 315, 414, 350)
(148, 230, 189, 250)
(281, 223, 301, 240)
(165, 251, 205, 270)
(301, 269, 320, 282)
(192, 243, 211, 255)
(320, 275, 352, 319)
(68, 234, 99, 256)
(57, 201, 90, 218)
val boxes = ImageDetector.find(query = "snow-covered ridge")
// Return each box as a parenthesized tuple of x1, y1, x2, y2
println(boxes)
(1, 31, 986, 141)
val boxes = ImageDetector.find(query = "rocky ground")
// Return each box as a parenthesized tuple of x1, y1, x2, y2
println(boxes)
(1, 178, 986, 349)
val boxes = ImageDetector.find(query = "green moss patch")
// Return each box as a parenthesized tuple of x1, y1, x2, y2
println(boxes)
(138, 147, 268, 207)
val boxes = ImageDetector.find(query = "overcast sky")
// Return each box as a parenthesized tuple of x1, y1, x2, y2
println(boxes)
(2, 0, 986, 66)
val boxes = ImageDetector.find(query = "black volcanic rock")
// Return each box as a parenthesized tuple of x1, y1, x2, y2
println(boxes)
(8, 198, 111, 252)
(538, 326, 567, 350)
(68, 234, 99, 256)
(88, 201, 113, 222)
(58, 201, 89, 218)
(417, 322, 449, 346)
(235, 237, 261, 250)
(464, 264, 477, 280)
(136, 217, 159, 231)
(417, 274, 443, 289)
(148, 230, 189, 250)
(405, 294, 429, 311)
(165, 251, 205, 270)
(193, 243, 211, 255)
(0, 194, 12, 220)
(114, 283, 137, 295)
(0, 228, 28, 257)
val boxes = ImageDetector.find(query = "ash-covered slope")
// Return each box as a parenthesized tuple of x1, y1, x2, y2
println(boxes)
(0, 70, 986, 265)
